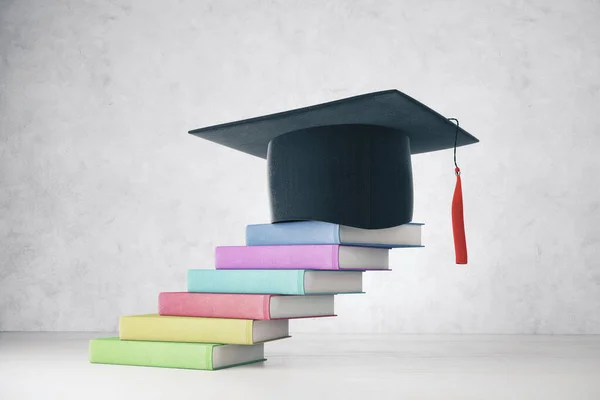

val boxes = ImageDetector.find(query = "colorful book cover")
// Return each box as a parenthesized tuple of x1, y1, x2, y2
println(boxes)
(159, 292, 336, 320)
(187, 269, 364, 295)
(215, 244, 388, 270)
(246, 220, 423, 248)
(119, 314, 290, 345)
(89, 337, 265, 370)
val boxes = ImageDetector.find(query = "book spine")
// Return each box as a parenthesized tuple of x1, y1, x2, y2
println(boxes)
(245, 320, 253, 344)
(187, 270, 305, 295)
(246, 221, 340, 246)
(158, 292, 272, 320)
(263, 295, 272, 319)
(298, 270, 305, 295)
(215, 245, 340, 270)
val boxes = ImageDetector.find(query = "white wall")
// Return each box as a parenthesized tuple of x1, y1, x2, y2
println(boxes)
(1, 0, 599, 333)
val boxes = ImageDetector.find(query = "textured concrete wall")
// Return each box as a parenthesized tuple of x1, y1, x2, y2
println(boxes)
(1, 0, 599, 333)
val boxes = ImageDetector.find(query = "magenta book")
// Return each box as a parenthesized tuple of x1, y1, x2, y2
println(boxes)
(159, 292, 336, 320)
(214, 244, 389, 271)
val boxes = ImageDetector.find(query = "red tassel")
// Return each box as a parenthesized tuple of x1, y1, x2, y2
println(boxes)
(452, 166, 468, 264)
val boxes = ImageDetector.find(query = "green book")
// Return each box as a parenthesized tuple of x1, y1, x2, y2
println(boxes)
(89, 337, 266, 370)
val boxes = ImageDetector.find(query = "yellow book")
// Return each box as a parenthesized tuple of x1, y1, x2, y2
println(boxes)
(119, 314, 289, 345)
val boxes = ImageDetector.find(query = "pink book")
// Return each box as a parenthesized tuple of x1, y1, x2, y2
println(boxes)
(215, 245, 389, 270)
(158, 292, 335, 320)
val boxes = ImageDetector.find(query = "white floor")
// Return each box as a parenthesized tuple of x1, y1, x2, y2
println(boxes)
(1, 333, 599, 400)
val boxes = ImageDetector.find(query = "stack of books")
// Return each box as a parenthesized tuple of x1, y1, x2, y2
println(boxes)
(89, 220, 422, 370)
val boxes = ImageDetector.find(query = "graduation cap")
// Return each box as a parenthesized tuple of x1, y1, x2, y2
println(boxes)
(189, 89, 479, 263)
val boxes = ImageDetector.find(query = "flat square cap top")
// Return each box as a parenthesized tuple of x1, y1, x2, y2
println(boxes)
(188, 89, 479, 158)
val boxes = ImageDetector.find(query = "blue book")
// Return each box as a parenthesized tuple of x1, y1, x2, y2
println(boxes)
(246, 221, 423, 248)
(187, 269, 363, 295)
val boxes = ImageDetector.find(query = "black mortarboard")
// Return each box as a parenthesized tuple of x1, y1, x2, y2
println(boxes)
(189, 89, 479, 230)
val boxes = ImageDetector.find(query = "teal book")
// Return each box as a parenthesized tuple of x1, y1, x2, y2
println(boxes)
(89, 337, 265, 371)
(187, 269, 363, 295)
